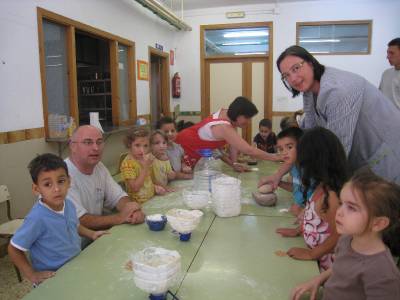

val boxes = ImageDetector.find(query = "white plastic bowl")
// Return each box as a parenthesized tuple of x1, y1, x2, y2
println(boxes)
(166, 209, 203, 234)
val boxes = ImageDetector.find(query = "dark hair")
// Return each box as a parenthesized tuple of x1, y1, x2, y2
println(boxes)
(276, 45, 325, 98)
(277, 126, 303, 142)
(177, 120, 194, 132)
(297, 127, 349, 210)
(28, 153, 69, 184)
(279, 116, 298, 130)
(349, 168, 400, 256)
(259, 118, 272, 129)
(124, 128, 150, 148)
(227, 96, 258, 121)
(150, 129, 167, 144)
(156, 116, 175, 130)
(388, 38, 400, 48)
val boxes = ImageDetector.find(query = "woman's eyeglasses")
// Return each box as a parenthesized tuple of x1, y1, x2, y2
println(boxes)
(281, 60, 306, 82)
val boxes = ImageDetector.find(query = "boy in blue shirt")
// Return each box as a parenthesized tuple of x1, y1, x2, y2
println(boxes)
(274, 127, 314, 217)
(8, 153, 108, 285)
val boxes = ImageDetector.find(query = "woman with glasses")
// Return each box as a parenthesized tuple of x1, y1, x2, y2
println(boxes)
(264, 45, 400, 186)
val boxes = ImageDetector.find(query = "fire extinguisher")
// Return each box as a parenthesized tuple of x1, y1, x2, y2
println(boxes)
(172, 72, 181, 98)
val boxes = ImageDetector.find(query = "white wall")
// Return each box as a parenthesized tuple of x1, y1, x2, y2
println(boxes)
(175, 0, 400, 112)
(0, 0, 179, 132)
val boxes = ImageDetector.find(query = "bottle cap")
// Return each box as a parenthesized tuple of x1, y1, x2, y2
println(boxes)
(198, 148, 213, 157)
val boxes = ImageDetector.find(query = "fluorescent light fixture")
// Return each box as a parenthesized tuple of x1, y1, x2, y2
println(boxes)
(234, 52, 266, 55)
(221, 41, 262, 46)
(134, 0, 192, 31)
(224, 31, 268, 38)
(300, 39, 341, 43)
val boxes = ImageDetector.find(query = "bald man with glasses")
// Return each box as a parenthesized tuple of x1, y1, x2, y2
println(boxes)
(65, 125, 144, 241)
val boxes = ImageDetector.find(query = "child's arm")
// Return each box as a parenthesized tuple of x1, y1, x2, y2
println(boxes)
(175, 171, 193, 180)
(78, 224, 109, 240)
(278, 180, 293, 192)
(126, 156, 153, 192)
(167, 170, 176, 181)
(8, 243, 55, 284)
(290, 268, 332, 300)
(287, 191, 340, 260)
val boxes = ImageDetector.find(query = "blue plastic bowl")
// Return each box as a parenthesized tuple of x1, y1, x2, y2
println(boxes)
(146, 215, 167, 231)
(179, 232, 192, 241)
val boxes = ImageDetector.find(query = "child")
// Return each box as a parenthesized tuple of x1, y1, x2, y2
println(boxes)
(121, 128, 165, 203)
(276, 127, 349, 272)
(290, 169, 400, 300)
(150, 130, 176, 192)
(8, 153, 107, 285)
(253, 118, 276, 153)
(157, 117, 193, 179)
(275, 127, 313, 216)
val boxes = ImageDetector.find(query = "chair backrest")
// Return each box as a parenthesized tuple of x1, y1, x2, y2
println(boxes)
(0, 185, 11, 204)
(0, 185, 12, 221)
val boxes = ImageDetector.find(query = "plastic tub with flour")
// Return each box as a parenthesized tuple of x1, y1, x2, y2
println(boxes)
(211, 176, 241, 217)
(132, 247, 181, 297)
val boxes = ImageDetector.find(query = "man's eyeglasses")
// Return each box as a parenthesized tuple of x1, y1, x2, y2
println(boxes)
(70, 139, 105, 146)
(281, 60, 306, 82)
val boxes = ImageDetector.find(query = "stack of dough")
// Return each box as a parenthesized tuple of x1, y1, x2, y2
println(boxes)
(252, 184, 277, 206)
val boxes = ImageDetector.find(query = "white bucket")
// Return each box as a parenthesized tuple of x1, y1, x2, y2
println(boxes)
(211, 176, 241, 217)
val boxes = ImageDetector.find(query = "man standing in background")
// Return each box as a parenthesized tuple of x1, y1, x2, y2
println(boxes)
(379, 38, 400, 109)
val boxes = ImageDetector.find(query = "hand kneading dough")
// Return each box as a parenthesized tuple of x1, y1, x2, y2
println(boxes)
(258, 184, 273, 194)
(252, 192, 277, 206)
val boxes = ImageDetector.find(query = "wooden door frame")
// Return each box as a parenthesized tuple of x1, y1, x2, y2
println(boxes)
(148, 47, 170, 123)
(200, 22, 273, 124)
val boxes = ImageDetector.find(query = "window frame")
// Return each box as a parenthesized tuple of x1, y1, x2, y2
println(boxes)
(296, 20, 372, 55)
(37, 7, 137, 139)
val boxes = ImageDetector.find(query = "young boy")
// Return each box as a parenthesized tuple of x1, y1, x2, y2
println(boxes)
(156, 117, 193, 179)
(8, 153, 107, 285)
(274, 127, 314, 216)
(253, 118, 277, 153)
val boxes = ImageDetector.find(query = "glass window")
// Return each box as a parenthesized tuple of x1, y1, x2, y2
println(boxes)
(43, 20, 70, 138)
(118, 44, 130, 122)
(204, 27, 269, 57)
(297, 21, 371, 54)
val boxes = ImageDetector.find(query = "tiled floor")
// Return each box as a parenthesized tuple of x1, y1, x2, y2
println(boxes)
(0, 255, 32, 300)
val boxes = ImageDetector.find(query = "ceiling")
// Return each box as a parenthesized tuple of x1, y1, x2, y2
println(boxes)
(159, 0, 320, 11)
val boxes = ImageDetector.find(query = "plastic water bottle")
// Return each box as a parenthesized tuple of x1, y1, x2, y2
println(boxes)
(193, 149, 221, 192)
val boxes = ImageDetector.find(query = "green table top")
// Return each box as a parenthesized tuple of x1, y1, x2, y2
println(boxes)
(22, 160, 318, 300)
(144, 160, 295, 218)
(177, 216, 318, 300)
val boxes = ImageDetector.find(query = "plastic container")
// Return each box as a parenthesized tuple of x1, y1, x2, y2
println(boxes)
(166, 209, 203, 241)
(182, 189, 210, 209)
(211, 176, 242, 217)
(132, 247, 181, 295)
(193, 149, 221, 192)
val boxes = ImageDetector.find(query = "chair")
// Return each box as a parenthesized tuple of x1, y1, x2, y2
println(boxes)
(113, 152, 128, 190)
(0, 185, 24, 282)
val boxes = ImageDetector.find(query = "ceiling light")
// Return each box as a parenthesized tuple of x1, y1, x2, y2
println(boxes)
(221, 42, 262, 46)
(300, 39, 341, 43)
(224, 31, 268, 38)
(234, 52, 266, 55)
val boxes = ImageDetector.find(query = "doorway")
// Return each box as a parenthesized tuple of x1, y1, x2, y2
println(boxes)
(200, 22, 273, 144)
(149, 47, 170, 128)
